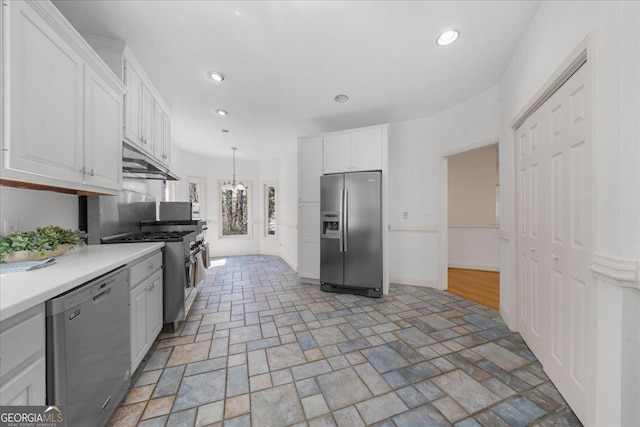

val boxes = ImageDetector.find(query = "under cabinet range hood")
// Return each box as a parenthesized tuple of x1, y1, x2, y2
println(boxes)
(122, 141, 180, 181)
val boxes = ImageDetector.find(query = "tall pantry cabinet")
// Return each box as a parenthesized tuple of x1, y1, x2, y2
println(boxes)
(297, 125, 389, 294)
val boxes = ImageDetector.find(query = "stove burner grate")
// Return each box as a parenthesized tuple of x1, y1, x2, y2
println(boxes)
(104, 230, 193, 243)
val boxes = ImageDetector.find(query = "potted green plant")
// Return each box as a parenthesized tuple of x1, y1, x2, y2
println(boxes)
(0, 226, 87, 263)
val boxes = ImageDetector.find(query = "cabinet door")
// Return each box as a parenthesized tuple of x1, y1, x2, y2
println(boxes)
(141, 85, 155, 152)
(351, 128, 382, 171)
(147, 270, 163, 342)
(323, 133, 351, 174)
(153, 103, 163, 160)
(0, 358, 46, 405)
(83, 65, 122, 190)
(129, 282, 148, 372)
(123, 59, 143, 146)
(6, 0, 83, 183)
(298, 203, 320, 280)
(298, 137, 323, 202)
(161, 112, 171, 165)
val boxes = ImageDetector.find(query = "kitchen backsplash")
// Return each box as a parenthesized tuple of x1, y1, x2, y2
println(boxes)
(0, 186, 79, 233)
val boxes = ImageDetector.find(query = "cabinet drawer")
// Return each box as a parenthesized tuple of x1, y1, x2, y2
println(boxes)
(0, 307, 45, 378)
(130, 251, 163, 287)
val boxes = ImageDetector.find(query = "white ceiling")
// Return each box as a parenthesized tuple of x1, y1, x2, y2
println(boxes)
(52, 0, 540, 161)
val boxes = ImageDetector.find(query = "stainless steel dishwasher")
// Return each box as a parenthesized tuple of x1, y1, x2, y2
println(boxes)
(46, 266, 131, 427)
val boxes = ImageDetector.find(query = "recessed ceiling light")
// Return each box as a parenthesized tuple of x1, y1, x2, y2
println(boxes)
(216, 109, 228, 116)
(436, 29, 460, 46)
(208, 71, 225, 82)
(334, 94, 349, 103)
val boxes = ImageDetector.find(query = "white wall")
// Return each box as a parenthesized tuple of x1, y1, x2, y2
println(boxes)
(448, 145, 498, 226)
(276, 150, 298, 271)
(387, 85, 500, 289)
(0, 186, 78, 232)
(448, 226, 499, 271)
(498, 1, 640, 425)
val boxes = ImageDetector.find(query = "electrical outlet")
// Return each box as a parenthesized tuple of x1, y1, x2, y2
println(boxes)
(3, 219, 18, 235)
(403, 212, 409, 220)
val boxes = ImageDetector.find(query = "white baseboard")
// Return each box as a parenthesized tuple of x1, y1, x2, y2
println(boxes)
(280, 253, 297, 272)
(299, 276, 320, 285)
(448, 262, 499, 272)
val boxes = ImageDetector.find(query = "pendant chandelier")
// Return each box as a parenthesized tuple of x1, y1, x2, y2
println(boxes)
(224, 147, 245, 192)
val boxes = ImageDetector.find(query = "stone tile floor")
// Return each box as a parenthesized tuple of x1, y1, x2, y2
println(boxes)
(109, 255, 582, 427)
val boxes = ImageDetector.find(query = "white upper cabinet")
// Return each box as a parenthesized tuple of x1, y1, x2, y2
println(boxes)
(123, 58, 143, 146)
(298, 136, 324, 202)
(83, 64, 123, 190)
(141, 84, 155, 151)
(5, 0, 84, 184)
(351, 127, 383, 171)
(161, 112, 171, 164)
(322, 134, 351, 174)
(1, 0, 125, 195)
(323, 127, 383, 174)
(153, 102, 164, 160)
(84, 35, 173, 167)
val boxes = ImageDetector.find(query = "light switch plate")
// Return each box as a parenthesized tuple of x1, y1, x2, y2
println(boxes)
(403, 212, 409, 220)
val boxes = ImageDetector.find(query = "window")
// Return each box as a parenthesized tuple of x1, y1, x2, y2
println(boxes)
(264, 182, 277, 237)
(188, 177, 206, 219)
(220, 182, 250, 237)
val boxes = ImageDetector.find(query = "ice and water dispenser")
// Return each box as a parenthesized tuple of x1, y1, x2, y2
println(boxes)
(321, 213, 340, 238)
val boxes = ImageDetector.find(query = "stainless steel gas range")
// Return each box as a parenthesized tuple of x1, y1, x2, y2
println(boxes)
(81, 191, 207, 329)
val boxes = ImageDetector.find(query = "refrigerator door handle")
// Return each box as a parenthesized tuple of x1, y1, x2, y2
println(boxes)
(344, 188, 348, 252)
(339, 189, 344, 252)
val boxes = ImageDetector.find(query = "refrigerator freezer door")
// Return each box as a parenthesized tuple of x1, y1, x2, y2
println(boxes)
(320, 174, 345, 286)
(344, 171, 382, 289)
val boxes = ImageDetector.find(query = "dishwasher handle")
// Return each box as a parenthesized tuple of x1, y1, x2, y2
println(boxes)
(92, 287, 112, 303)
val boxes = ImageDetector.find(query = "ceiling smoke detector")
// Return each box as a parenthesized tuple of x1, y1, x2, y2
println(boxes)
(436, 29, 460, 46)
(334, 94, 349, 103)
(208, 71, 225, 82)
(222, 129, 229, 133)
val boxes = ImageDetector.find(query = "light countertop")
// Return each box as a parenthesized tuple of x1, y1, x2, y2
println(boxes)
(0, 243, 164, 322)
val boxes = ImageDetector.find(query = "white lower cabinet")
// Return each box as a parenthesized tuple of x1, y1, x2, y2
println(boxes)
(0, 303, 46, 405)
(129, 251, 163, 373)
(0, 359, 46, 405)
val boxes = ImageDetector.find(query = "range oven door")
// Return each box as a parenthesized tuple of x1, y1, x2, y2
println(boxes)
(163, 243, 186, 326)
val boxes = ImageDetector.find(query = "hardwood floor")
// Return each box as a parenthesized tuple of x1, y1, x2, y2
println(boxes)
(447, 268, 499, 311)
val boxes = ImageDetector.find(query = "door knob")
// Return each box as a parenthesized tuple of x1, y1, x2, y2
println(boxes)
(529, 246, 536, 252)
(552, 254, 559, 260)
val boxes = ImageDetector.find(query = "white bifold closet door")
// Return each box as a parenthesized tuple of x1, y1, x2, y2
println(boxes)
(516, 61, 591, 422)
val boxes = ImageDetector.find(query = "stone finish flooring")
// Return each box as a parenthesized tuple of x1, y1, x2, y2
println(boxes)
(109, 255, 582, 427)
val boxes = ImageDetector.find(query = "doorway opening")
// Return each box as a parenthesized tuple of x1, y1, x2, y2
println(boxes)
(440, 141, 500, 310)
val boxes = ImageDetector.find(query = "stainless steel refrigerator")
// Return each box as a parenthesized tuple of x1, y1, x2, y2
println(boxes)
(320, 171, 382, 297)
